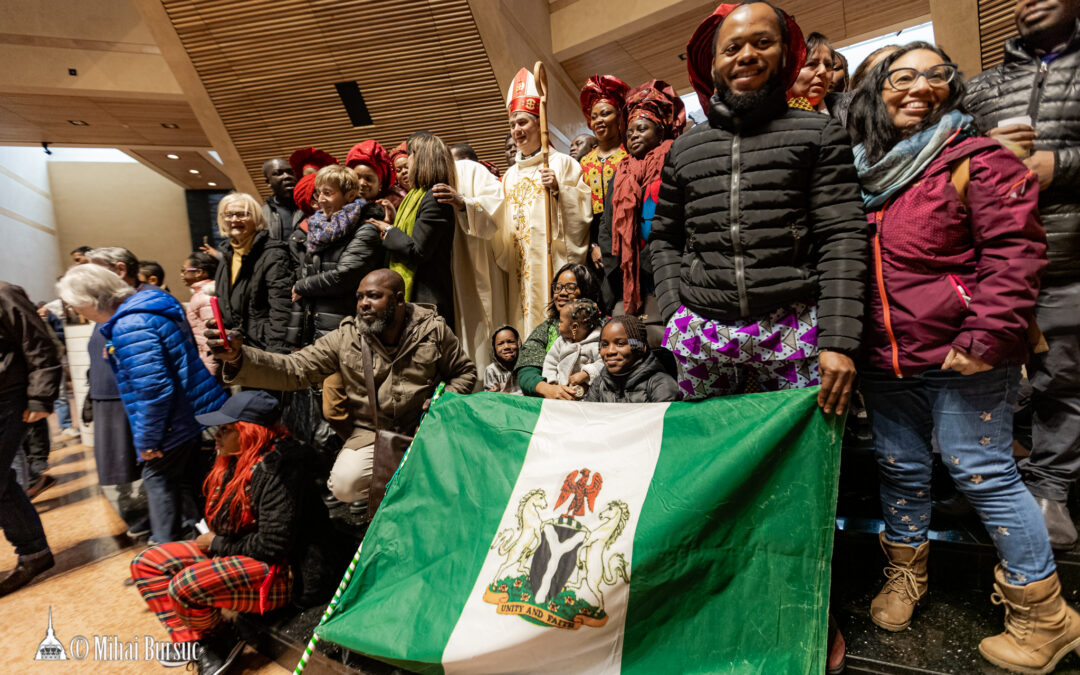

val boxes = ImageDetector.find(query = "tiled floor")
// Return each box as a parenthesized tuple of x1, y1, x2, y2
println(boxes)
(0, 439, 289, 674)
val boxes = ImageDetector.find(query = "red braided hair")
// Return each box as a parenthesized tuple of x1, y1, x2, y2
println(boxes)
(203, 421, 287, 531)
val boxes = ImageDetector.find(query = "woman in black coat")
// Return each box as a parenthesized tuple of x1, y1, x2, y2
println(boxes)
(213, 193, 295, 353)
(367, 133, 457, 327)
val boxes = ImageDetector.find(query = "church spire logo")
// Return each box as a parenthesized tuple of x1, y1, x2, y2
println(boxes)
(34, 606, 67, 660)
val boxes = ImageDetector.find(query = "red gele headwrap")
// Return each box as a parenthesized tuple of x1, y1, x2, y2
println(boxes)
(388, 142, 408, 189)
(293, 173, 318, 217)
(686, 3, 806, 113)
(626, 79, 687, 141)
(288, 147, 339, 178)
(345, 140, 395, 196)
(579, 75, 631, 123)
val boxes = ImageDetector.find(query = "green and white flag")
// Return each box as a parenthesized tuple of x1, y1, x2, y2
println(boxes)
(316, 387, 843, 674)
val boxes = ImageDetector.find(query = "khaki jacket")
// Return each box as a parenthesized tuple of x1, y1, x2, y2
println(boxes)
(226, 303, 476, 448)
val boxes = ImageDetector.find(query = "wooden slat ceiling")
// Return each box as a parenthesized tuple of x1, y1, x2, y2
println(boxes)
(161, 0, 509, 198)
(979, 0, 1016, 69)
(561, 0, 931, 94)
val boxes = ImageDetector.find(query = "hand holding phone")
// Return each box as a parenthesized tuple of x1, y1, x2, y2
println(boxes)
(209, 296, 229, 349)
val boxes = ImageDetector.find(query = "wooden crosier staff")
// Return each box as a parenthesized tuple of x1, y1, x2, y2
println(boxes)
(533, 60, 553, 282)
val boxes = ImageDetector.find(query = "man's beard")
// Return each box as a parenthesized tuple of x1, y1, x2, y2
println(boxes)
(713, 70, 784, 114)
(357, 300, 397, 336)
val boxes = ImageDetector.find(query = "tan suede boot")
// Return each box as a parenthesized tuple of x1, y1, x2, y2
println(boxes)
(869, 532, 928, 631)
(979, 565, 1080, 674)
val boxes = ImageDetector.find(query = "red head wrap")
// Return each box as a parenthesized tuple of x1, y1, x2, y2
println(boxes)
(579, 75, 632, 124)
(626, 80, 687, 141)
(686, 3, 806, 113)
(388, 142, 408, 186)
(293, 173, 318, 217)
(345, 140, 395, 196)
(288, 147, 339, 178)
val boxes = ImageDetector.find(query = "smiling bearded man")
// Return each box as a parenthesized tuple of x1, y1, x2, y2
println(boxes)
(649, 1, 868, 413)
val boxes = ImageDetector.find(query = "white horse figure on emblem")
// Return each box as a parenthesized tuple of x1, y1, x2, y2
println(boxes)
(491, 489, 547, 581)
(567, 500, 630, 610)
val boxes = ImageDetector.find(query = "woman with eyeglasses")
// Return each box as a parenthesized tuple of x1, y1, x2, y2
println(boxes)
(848, 42, 1069, 672)
(212, 192, 296, 354)
(515, 263, 607, 400)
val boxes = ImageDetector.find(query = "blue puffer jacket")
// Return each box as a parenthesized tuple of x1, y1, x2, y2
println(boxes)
(100, 289, 227, 458)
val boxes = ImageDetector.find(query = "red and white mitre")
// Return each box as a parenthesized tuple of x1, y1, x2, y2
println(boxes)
(506, 67, 540, 117)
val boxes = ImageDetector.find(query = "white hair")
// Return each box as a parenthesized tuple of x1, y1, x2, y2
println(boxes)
(57, 263, 135, 313)
(216, 192, 266, 238)
(85, 247, 139, 278)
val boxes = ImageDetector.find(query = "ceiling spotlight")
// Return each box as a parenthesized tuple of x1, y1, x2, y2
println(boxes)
(161, 123, 179, 129)
(68, 120, 89, 126)
(207, 182, 217, 187)
(188, 169, 200, 174)
(166, 153, 180, 160)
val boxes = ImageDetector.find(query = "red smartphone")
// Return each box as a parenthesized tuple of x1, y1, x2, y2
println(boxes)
(209, 296, 230, 350)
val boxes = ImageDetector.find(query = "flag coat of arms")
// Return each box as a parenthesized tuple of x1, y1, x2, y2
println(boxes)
(316, 387, 843, 674)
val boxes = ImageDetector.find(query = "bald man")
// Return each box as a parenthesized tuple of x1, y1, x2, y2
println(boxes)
(260, 158, 302, 242)
(208, 269, 476, 504)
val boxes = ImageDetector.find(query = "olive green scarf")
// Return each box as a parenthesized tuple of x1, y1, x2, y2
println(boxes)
(387, 188, 426, 301)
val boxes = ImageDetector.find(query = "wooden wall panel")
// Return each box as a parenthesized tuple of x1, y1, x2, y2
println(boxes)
(978, 0, 1016, 69)
(160, 0, 510, 195)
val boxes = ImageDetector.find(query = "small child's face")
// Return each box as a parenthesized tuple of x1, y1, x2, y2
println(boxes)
(316, 184, 350, 216)
(600, 322, 638, 375)
(557, 304, 576, 341)
(494, 329, 519, 365)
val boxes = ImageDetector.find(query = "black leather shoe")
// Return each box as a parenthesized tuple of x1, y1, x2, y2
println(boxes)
(0, 551, 55, 597)
(1036, 497, 1078, 550)
(196, 623, 244, 675)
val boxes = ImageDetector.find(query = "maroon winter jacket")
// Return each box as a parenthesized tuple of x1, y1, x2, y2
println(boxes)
(866, 136, 1046, 377)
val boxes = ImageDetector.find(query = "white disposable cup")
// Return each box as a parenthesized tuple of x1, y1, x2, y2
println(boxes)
(998, 115, 1032, 128)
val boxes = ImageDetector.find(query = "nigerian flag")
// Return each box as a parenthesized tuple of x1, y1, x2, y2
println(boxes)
(315, 387, 843, 674)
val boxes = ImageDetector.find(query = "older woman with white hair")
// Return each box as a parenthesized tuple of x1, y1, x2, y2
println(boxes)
(212, 192, 296, 353)
(58, 264, 227, 544)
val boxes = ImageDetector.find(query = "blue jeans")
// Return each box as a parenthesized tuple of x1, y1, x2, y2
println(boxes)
(0, 394, 49, 557)
(140, 434, 203, 543)
(862, 366, 1055, 586)
(54, 378, 72, 430)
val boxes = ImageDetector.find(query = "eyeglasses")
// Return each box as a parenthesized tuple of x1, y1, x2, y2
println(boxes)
(553, 282, 579, 293)
(885, 64, 958, 91)
(223, 211, 252, 220)
(179, 267, 199, 274)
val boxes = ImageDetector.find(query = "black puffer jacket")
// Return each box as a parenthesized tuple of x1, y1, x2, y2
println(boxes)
(215, 231, 295, 354)
(289, 207, 382, 344)
(208, 437, 353, 606)
(649, 91, 868, 354)
(381, 191, 457, 327)
(583, 351, 680, 403)
(965, 21, 1080, 285)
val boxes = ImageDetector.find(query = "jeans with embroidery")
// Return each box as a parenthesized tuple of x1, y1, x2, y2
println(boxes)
(862, 365, 1055, 586)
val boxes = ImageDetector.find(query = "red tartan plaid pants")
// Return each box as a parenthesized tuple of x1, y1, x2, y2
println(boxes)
(130, 541, 292, 642)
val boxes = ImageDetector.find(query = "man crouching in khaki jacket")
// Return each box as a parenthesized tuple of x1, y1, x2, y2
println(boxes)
(206, 269, 477, 503)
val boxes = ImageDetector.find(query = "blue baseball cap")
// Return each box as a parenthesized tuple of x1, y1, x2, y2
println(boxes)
(195, 390, 281, 427)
